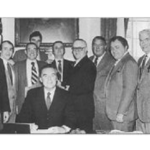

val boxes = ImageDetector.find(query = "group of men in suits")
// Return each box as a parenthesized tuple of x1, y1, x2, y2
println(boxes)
(1, 28, 150, 134)
(16, 38, 97, 133)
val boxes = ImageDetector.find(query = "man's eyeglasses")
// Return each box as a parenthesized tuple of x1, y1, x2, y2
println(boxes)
(72, 47, 85, 52)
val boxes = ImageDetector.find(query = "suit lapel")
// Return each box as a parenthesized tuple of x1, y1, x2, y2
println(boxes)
(23, 60, 27, 86)
(47, 87, 62, 111)
(140, 58, 150, 82)
(111, 53, 130, 77)
(97, 53, 108, 72)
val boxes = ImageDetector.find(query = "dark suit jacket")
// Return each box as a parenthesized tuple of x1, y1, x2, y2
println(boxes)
(14, 60, 47, 113)
(105, 52, 138, 122)
(0, 58, 10, 113)
(16, 87, 76, 129)
(68, 56, 96, 118)
(49, 59, 73, 87)
(13, 49, 48, 62)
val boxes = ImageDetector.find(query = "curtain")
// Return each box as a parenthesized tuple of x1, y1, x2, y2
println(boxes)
(101, 18, 117, 42)
(101, 18, 117, 52)
(0, 18, 2, 35)
(124, 18, 129, 37)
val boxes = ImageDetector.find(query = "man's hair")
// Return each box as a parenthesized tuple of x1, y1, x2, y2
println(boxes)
(29, 31, 42, 41)
(25, 42, 38, 51)
(39, 64, 58, 78)
(109, 36, 129, 49)
(139, 29, 150, 38)
(1, 40, 14, 52)
(92, 36, 106, 46)
(52, 41, 65, 53)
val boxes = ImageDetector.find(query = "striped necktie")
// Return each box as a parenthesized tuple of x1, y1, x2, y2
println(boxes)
(57, 60, 62, 81)
(31, 62, 38, 85)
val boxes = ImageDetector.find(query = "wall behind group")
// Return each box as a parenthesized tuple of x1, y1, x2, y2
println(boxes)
(1, 18, 101, 61)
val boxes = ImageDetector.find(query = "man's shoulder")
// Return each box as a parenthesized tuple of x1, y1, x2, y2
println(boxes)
(14, 49, 26, 56)
(89, 55, 94, 61)
(15, 60, 26, 67)
(28, 86, 43, 96)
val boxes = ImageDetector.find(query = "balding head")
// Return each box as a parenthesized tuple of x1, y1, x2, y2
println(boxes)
(73, 39, 87, 48)
(72, 39, 87, 60)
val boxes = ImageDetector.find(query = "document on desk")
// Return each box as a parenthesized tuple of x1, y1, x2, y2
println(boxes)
(109, 130, 143, 134)
(31, 127, 67, 134)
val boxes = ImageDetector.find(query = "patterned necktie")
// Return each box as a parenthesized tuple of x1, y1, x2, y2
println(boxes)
(7, 63, 13, 85)
(140, 55, 147, 78)
(57, 60, 62, 81)
(46, 92, 51, 110)
(31, 62, 38, 85)
(94, 57, 98, 66)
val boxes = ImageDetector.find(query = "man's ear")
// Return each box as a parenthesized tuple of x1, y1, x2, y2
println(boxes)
(39, 77, 42, 83)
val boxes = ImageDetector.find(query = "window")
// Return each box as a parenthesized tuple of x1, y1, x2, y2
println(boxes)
(126, 18, 150, 61)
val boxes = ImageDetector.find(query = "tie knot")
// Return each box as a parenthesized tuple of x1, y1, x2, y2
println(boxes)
(58, 60, 61, 64)
(31, 62, 35, 66)
(47, 92, 51, 97)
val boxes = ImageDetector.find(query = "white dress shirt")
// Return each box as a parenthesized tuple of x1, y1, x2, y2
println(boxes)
(114, 51, 129, 66)
(26, 59, 39, 87)
(1, 57, 15, 85)
(44, 87, 56, 103)
(93, 52, 106, 66)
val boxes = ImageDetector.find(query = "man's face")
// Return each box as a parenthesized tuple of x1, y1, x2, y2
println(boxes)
(92, 39, 106, 57)
(110, 39, 127, 60)
(30, 36, 41, 48)
(139, 31, 150, 54)
(26, 44, 38, 60)
(1, 42, 14, 60)
(40, 68, 57, 90)
(72, 41, 87, 60)
(53, 43, 65, 59)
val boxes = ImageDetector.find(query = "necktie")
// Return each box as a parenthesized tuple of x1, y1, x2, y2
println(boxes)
(31, 62, 38, 85)
(46, 92, 51, 110)
(7, 63, 13, 85)
(57, 60, 62, 81)
(140, 55, 147, 78)
(58, 60, 62, 73)
(94, 57, 98, 66)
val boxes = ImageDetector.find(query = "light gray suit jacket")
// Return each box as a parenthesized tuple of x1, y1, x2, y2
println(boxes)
(105, 52, 138, 122)
(90, 52, 115, 100)
(137, 55, 150, 122)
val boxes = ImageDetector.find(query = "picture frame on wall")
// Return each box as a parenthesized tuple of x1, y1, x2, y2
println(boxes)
(15, 18, 79, 47)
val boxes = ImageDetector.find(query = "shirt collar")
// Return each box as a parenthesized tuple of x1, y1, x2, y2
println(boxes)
(94, 51, 106, 60)
(114, 51, 128, 66)
(27, 59, 37, 64)
(44, 86, 56, 99)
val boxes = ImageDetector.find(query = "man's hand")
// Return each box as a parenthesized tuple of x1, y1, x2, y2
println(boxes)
(48, 126, 67, 134)
(116, 114, 124, 123)
(8, 59, 15, 66)
(70, 128, 86, 134)
(3, 111, 9, 123)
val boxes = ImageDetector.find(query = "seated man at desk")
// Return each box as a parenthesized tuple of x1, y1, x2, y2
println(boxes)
(16, 65, 76, 133)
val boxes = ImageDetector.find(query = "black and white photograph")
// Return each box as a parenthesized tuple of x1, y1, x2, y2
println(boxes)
(0, 0, 150, 150)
